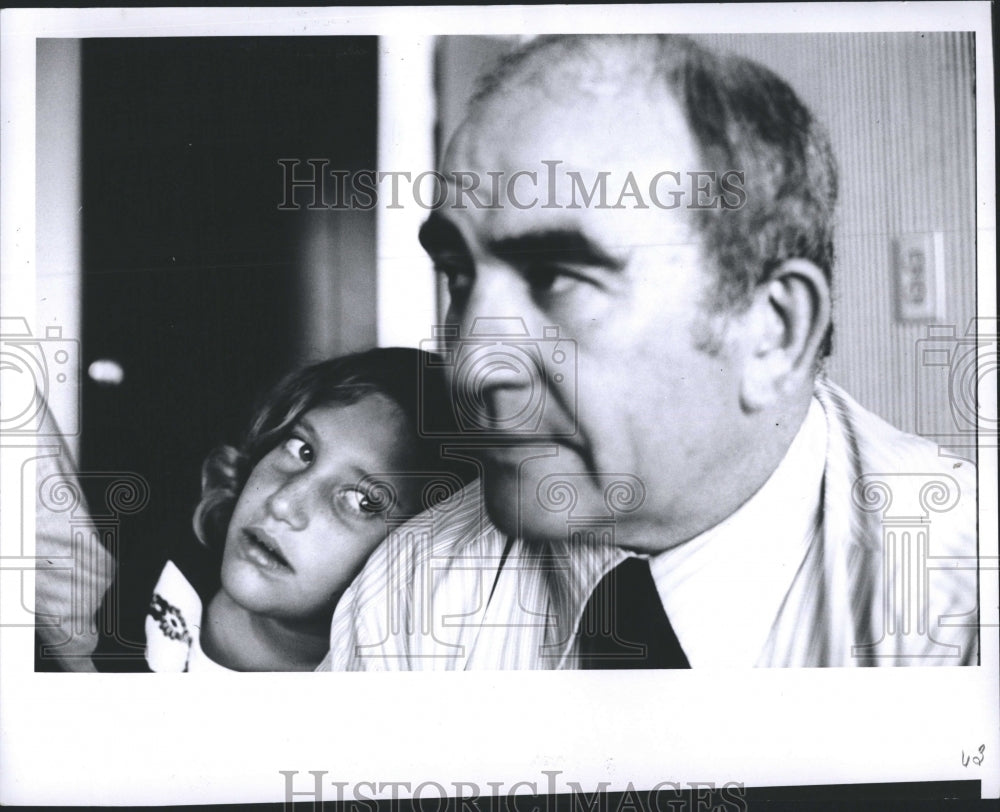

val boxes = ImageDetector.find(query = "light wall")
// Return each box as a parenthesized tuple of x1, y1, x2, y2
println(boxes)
(695, 33, 976, 434)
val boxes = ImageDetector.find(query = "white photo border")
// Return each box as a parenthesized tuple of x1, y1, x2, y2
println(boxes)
(1, 3, 996, 806)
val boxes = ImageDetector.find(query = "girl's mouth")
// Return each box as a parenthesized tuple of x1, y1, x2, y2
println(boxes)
(242, 528, 294, 572)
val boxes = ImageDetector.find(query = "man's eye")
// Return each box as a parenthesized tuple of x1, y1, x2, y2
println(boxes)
(281, 436, 313, 464)
(339, 487, 392, 518)
(525, 264, 579, 296)
(434, 259, 473, 296)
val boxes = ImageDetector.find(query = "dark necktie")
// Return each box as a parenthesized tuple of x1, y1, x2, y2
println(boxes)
(576, 556, 690, 669)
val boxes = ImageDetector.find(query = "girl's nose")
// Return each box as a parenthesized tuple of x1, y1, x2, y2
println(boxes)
(265, 478, 310, 531)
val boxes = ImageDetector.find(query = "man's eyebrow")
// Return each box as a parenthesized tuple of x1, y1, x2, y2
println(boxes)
(488, 230, 626, 270)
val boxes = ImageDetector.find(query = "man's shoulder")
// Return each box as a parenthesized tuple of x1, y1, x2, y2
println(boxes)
(817, 377, 976, 485)
(397, 478, 505, 551)
(356, 479, 508, 593)
(328, 479, 513, 670)
(817, 377, 977, 553)
(812, 379, 979, 666)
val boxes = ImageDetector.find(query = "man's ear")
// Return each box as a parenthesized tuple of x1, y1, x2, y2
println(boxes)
(739, 259, 831, 411)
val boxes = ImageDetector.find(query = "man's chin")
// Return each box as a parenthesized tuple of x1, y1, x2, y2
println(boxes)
(480, 452, 605, 544)
(477, 454, 542, 542)
(483, 484, 575, 545)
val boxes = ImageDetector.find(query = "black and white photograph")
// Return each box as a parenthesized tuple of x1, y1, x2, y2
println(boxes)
(1, 4, 997, 808)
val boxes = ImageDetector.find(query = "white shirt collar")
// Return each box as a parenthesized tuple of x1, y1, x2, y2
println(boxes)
(647, 397, 828, 667)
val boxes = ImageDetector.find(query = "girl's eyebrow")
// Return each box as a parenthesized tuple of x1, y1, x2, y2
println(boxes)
(295, 413, 378, 482)
(295, 414, 319, 442)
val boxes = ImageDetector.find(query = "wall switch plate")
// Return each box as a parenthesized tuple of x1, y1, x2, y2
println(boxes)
(894, 231, 945, 322)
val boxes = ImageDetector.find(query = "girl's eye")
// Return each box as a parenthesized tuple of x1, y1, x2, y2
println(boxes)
(282, 436, 314, 464)
(339, 487, 392, 518)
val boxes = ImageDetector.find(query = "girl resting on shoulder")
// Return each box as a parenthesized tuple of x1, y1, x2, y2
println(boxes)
(130, 347, 467, 672)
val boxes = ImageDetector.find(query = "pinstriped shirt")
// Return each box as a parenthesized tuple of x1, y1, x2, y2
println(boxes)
(320, 378, 978, 670)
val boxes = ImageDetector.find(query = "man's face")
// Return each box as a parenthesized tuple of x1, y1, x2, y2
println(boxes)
(421, 87, 753, 551)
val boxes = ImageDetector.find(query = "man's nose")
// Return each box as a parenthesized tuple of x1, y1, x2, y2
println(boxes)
(447, 265, 550, 429)
(264, 477, 310, 531)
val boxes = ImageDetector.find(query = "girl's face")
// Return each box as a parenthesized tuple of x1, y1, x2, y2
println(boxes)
(220, 395, 420, 624)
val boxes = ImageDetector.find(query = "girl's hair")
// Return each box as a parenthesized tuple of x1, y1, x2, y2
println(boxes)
(192, 347, 466, 550)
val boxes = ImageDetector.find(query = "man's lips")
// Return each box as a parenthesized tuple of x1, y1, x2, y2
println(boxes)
(240, 527, 294, 572)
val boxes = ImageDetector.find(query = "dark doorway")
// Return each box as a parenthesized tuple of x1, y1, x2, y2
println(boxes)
(76, 37, 378, 664)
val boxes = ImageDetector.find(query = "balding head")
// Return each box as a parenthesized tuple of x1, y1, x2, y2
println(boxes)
(468, 34, 838, 356)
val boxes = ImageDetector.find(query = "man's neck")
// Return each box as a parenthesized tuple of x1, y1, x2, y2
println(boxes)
(613, 395, 814, 555)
